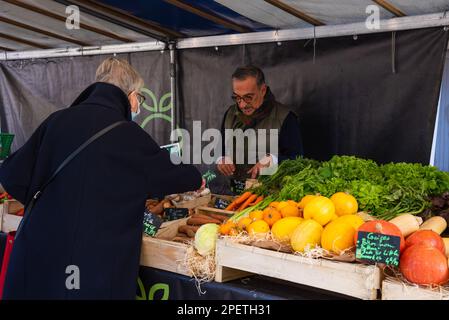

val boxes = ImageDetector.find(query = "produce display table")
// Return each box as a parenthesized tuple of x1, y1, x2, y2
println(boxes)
(137, 266, 352, 300)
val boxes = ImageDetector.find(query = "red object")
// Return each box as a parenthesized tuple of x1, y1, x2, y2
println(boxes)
(405, 230, 446, 255)
(400, 244, 449, 285)
(354, 220, 406, 252)
(15, 208, 24, 217)
(0, 231, 15, 299)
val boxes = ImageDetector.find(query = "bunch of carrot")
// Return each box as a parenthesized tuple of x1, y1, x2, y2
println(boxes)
(225, 191, 264, 212)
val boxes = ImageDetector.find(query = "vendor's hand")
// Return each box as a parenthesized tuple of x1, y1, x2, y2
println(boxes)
(247, 155, 273, 179)
(216, 157, 235, 176)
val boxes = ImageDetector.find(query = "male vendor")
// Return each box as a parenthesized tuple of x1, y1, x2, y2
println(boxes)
(216, 65, 303, 193)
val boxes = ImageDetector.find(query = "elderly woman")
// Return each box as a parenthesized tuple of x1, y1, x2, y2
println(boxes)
(0, 58, 202, 299)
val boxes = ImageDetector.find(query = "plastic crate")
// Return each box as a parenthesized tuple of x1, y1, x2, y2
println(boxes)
(0, 134, 14, 159)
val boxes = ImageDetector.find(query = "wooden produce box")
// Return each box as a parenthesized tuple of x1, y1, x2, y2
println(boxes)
(215, 238, 382, 300)
(0, 200, 23, 233)
(381, 277, 449, 300)
(140, 218, 192, 276)
(140, 213, 249, 282)
(172, 194, 211, 209)
(195, 206, 235, 218)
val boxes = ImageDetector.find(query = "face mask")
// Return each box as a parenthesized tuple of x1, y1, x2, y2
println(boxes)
(131, 107, 141, 121)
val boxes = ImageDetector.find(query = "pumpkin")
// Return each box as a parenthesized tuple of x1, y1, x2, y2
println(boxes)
(303, 196, 335, 226)
(321, 218, 356, 254)
(354, 220, 405, 252)
(400, 244, 449, 285)
(271, 217, 303, 243)
(290, 219, 323, 253)
(405, 230, 445, 255)
(337, 214, 364, 230)
(298, 194, 318, 209)
(330, 192, 358, 216)
(280, 205, 300, 218)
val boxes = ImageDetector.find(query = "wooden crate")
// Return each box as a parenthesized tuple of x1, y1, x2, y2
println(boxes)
(140, 217, 249, 282)
(215, 238, 382, 300)
(172, 194, 211, 209)
(140, 218, 191, 276)
(381, 278, 449, 300)
(195, 206, 234, 218)
(0, 200, 23, 233)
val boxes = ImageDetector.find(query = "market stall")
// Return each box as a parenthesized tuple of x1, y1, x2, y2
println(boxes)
(1, 0, 449, 300)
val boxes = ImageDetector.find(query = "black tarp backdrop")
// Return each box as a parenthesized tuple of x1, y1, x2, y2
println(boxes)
(178, 27, 448, 193)
(0, 27, 447, 194)
(0, 50, 172, 150)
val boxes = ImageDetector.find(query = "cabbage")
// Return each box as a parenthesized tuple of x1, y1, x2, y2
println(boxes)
(194, 223, 219, 256)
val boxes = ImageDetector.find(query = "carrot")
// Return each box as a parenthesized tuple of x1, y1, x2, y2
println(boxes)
(247, 195, 264, 206)
(237, 194, 258, 212)
(225, 192, 252, 211)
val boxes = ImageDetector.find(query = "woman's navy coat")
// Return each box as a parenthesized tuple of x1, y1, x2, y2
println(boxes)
(0, 82, 202, 299)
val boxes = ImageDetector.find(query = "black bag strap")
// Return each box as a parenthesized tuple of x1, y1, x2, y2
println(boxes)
(15, 120, 127, 238)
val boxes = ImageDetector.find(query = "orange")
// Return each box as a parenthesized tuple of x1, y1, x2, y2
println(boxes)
(247, 220, 270, 237)
(269, 201, 280, 208)
(330, 192, 358, 216)
(298, 194, 318, 209)
(249, 210, 264, 221)
(237, 217, 253, 231)
(219, 221, 236, 235)
(262, 207, 282, 227)
(287, 200, 298, 207)
(276, 201, 290, 211)
(280, 205, 300, 218)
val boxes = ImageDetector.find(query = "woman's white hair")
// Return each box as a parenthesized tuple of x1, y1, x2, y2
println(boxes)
(95, 57, 144, 94)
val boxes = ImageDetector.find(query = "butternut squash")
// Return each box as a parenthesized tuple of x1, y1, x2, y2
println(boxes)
(419, 216, 447, 235)
(389, 214, 422, 237)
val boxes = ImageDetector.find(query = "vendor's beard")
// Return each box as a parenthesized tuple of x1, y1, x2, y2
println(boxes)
(240, 104, 256, 115)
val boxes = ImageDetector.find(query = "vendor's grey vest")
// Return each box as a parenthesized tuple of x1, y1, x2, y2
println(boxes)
(223, 102, 290, 180)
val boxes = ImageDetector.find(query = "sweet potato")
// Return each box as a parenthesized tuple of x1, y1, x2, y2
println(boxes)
(178, 225, 199, 237)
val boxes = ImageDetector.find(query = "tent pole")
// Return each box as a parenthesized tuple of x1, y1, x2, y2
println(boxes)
(177, 12, 449, 49)
(169, 42, 176, 142)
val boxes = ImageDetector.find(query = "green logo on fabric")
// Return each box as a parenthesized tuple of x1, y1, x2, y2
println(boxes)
(140, 88, 172, 129)
(136, 277, 170, 300)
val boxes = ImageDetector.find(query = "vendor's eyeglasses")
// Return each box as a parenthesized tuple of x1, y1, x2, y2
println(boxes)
(136, 93, 146, 105)
(128, 91, 146, 105)
(231, 94, 254, 104)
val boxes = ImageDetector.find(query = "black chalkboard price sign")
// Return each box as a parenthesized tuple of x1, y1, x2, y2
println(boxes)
(164, 208, 189, 221)
(143, 210, 163, 237)
(355, 231, 401, 266)
(214, 198, 230, 210)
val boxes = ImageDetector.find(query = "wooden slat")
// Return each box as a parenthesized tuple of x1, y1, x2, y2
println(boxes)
(164, 0, 251, 33)
(216, 239, 382, 300)
(0, 16, 89, 46)
(264, 0, 324, 26)
(72, 0, 184, 38)
(372, 0, 406, 17)
(0, 46, 14, 51)
(3, 0, 132, 43)
(0, 32, 50, 49)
